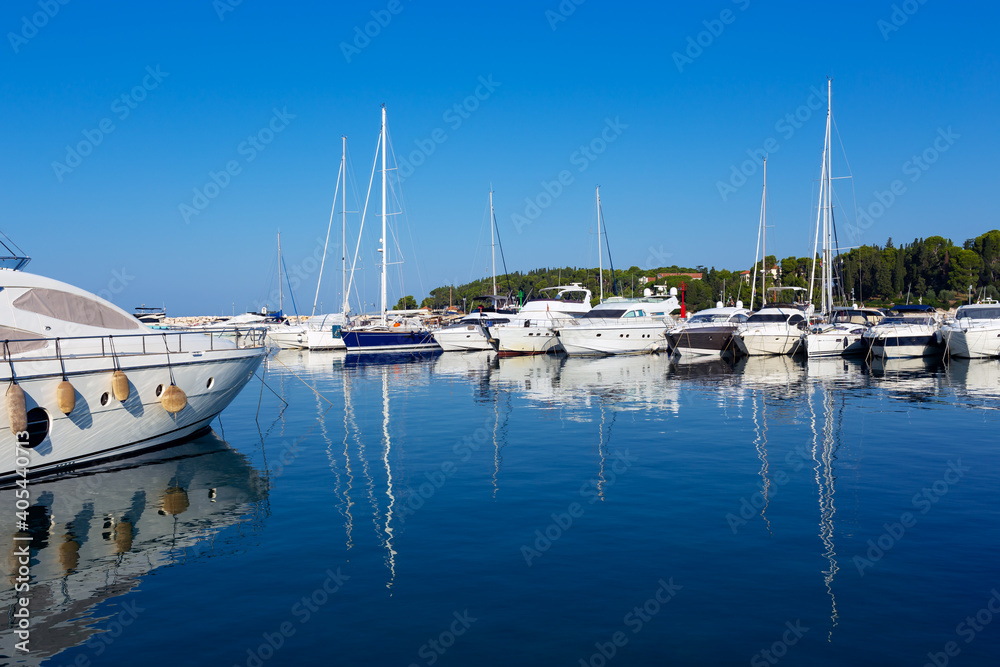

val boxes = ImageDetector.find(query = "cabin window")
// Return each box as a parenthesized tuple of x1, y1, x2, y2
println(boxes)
(13, 288, 141, 330)
(0, 326, 48, 354)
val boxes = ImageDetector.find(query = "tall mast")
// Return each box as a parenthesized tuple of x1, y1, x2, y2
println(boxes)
(341, 135, 348, 316)
(380, 105, 388, 326)
(823, 79, 834, 315)
(277, 231, 283, 313)
(750, 161, 762, 311)
(810, 79, 834, 316)
(490, 189, 497, 296)
(312, 138, 344, 317)
(761, 159, 767, 307)
(596, 186, 603, 302)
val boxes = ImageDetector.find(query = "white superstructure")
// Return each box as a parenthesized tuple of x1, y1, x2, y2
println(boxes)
(0, 268, 266, 482)
(941, 302, 1000, 358)
(486, 283, 592, 356)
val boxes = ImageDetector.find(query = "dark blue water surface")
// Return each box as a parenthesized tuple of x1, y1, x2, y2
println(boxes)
(5, 351, 1000, 666)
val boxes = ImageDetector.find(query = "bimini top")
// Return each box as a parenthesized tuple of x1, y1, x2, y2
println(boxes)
(0, 268, 146, 340)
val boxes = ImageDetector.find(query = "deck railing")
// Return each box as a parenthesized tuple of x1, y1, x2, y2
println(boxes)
(1, 327, 268, 363)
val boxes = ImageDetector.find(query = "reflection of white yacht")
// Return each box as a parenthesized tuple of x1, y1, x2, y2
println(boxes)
(486, 283, 592, 356)
(944, 358, 1000, 401)
(733, 354, 808, 390)
(940, 302, 1000, 358)
(863, 305, 942, 359)
(431, 349, 496, 378)
(869, 356, 943, 398)
(556, 290, 679, 356)
(487, 353, 679, 414)
(0, 268, 267, 482)
(667, 304, 749, 356)
(805, 308, 884, 358)
(805, 355, 867, 385)
(0, 430, 266, 663)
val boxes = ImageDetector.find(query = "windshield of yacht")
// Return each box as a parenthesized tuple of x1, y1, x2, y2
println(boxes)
(689, 313, 741, 324)
(880, 316, 933, 326)
(956, 306, 1000, 320)
(831, 311, 877, 325)
(13, 288, 141, 330)
(580, 309, 627, 319)
(746, 312, 803, 324)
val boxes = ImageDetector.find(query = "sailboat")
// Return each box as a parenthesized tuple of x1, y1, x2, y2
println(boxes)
(735, 160, 809, 356)
(342, 106, 438, 353)
(556, 187, 681, 356)
(804, 80, 885, 357)
(431, 190, 517, 351)
(305, 135, 354, 350)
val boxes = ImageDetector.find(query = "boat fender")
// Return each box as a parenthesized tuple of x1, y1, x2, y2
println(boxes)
(59, 535, 80, 572)
(112, 370, 130, 402)
(114, 520, 134, 553)
(57, 380, 76, 415)
(161, 384, 187, 413)
(7, 384, 27, 436)
(161, 486, 190, 515)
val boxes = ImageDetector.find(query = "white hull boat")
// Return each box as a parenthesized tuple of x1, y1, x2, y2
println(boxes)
(735, 306, 807, 356)
(557, 295, 679, 356)
(487, 283, 592, 357)
(266, 324, 309, 349)
(0, 268, 266, 483)
(666, 305, 749, 356)
(805, 309, 884, 358)
(863, 305, 941, 359)
(941, 302, 1000, 358)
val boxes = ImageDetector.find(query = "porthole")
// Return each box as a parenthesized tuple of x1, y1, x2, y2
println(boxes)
(23, 408, 49, 449)
(206, 377, 215, 389)
(596, 333, 602, 337)
(100, 392, 110, 406)
(155, 384, 164, 397)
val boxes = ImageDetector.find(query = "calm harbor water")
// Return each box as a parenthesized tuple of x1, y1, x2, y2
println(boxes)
(3, 350, 1000, 666)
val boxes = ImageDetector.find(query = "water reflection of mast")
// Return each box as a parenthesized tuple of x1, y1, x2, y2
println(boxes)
(595, 400, 618, 502)
(491, 387, 511, 499)
(752, 391, 772, 534)
(811, 383, 840, 640)
(323, 375, 353, 551)
(381, 365, 397, 590)
(345, 368, 381, 555)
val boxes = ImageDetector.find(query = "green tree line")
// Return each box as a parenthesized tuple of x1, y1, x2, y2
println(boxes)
(417, 230, 1000, 313)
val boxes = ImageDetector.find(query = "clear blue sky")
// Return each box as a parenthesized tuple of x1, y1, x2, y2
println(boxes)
(2, 1, 998, 315)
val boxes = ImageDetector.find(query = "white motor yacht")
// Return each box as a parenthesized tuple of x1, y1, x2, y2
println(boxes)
(305, 313, 348, 350)
(805, 307, 885, 358)
(432, 295, 516, 352)
(486, 283, 592, 356)
(666, 303, 750, 356)
(556, 290, 679, 356)
(863, 305, 942, 359)
(940, 301, 1000, 358)
(0, 268, 267, 483)
(735, 305, 808, 356)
